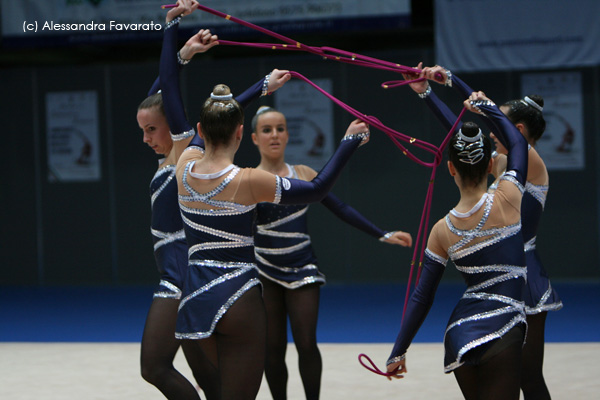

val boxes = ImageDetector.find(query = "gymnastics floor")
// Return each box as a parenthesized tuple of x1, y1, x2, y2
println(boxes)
(1, 282, 598, 399)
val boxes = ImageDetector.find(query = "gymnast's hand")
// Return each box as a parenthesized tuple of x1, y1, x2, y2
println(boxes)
(343, 119, 370, 146)
(180, 29, 219, 60)
(464, 91, 492, 114)
(165, 0, 199, 22)
(401, 62, 428, 94)
(267, 69, 292, 93)
(382, 231, 413, 247)
(423, 65, 449, 86)
(386, 359, 407, 381)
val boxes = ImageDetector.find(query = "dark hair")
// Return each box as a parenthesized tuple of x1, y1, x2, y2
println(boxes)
(448, 121, 492, 187)
(251, 106, 280, 132)
(138, 92, 164, 115)
(199, 84, 244, 146)
(502, 95, 546, 144)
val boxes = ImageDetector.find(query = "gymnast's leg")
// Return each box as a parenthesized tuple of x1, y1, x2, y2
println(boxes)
(287, 283, 322, 400)
(521, 312, 551, 400)
(213, 286, 267, 400)
(181, 337, 220, 400)
(454, 337, 523, 400)
(260, 277, 290, 400)
(140, 297, 201, 399)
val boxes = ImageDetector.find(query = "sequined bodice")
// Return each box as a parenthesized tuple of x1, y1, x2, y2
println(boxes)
(254, 165, 315, 267)
(445, 191, 527, 299)
(179, 162, 256, 264)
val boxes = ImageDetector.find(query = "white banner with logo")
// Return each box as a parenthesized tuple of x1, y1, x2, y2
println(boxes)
(435, 0, 600, 72)
(521, 71, 584, 171)
(274, 78, 334, 171)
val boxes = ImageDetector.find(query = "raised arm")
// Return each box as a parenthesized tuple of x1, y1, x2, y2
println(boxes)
(236, 69, 291, 109)
(465, 92, 529, 185)
(402, 63, 461, 134)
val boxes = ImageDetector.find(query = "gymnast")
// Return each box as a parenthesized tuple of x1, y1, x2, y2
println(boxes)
(137, 19, 220, 400)
(404, 64, 562, 400)
(386, 90, 529, 400)
(250, 105, 412, 399)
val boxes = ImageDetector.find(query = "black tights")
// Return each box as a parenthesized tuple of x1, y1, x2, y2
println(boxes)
(521, 312, 551, 400)
(185, 285, 267, 400)
(454, 330, 524, 400)
(140, 297, 219, 400)
(261, 278, 322, 400)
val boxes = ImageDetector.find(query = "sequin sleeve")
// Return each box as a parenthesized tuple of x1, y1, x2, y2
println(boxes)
(235, 78, 264, 109)
(470, 100, 528, 186)
(320, 193, 385, 239)
(387, 251, 446, 365)
(159, 20, 198, 145)
(423, 89, 462, 134)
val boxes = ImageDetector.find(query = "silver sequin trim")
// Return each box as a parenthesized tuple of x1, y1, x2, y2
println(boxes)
(257, 269, 325, 289)
(183, 146, 205, 154)
(182, 214, 253, 257)
(188, 259, 257, 269)
(176, 277, 260, 339)
(151, 228, 186, 251)
(150, 165, 176, 207)
(153, 279, 182, 299)
(524, 237, 536, 252)
(501, 171, 525, 194)
(179, 201, 255, 217)
(525, 284, 563, 314)
(444, 314, 525, 373)
(255, 240, 311, 255)
(525, 181, 548, 208)
(171, 128, 195, 141)
(469, 100, 495, 116)
(386, 354, 406, 366)
(418, 85, 432, 99)
(425, 249, 448, 266)
(257, 206, 308, 230)
(254, 253, 319, 273)
(273, 176, 283, 204)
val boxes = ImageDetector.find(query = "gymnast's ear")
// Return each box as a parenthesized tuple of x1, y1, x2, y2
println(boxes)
(447, 160, 457, 176)
(197, 122, 204, 139)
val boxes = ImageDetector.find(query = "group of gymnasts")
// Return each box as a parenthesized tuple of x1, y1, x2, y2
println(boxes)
(135, 1, 562, 399)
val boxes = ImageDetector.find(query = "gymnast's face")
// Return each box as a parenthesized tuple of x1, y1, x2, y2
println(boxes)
(252, 111, 289, 159)
(137, 106, 173, 156)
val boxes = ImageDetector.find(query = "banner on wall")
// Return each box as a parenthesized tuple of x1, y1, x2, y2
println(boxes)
(521, 72, 584, 171)
(435, 0, 600, 72)
(2, 0, 410, 47)
(274, 79, 334, 172)
(46, 91, 101, 182)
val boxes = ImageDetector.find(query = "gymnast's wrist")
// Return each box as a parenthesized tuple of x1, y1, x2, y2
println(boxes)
(342, 131, 370, 146)
(379, 231, 395, 242)
(177, 50, 191, 65)
(386, 353, 406, 366)
(261, 73, 272, 96)
(418, 84, 432, 99)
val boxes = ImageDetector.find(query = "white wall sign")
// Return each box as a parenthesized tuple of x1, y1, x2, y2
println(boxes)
(46, 91, 101, 182)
